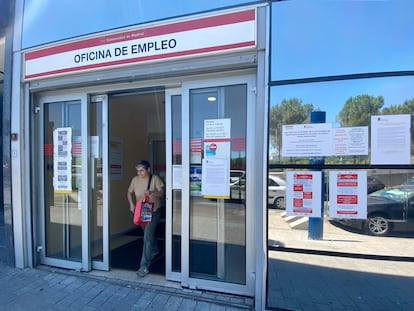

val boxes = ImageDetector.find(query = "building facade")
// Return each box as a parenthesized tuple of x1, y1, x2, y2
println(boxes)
(3, 1, 414, 310)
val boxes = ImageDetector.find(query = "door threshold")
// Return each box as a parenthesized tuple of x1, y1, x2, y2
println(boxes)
(89, 268, 182, 289)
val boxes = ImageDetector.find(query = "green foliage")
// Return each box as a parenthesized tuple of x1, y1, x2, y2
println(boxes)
(337, 95, 384, 127)
(269, 94, 414, 164)
(269, 98, 314, 150)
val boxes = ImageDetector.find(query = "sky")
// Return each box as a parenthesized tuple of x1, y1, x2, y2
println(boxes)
(270, 0, 414, 124)
(270, 76, 414, 125)
(20, 0, 414, 125)
(21, 0, 255, 48)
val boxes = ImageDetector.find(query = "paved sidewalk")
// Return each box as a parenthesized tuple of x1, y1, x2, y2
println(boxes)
(0, 262, 254, 311)
(267, 210, 414, 310)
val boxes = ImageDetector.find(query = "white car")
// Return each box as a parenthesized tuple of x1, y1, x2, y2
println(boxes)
(230, 170, 245, 186)
(268, 175, 286, 209)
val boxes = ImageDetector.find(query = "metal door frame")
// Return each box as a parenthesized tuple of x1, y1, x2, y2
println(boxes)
(165, 73, 256, 296)
(35, 92, 109, 271)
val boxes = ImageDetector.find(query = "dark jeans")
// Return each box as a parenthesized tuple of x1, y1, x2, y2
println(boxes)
(139, 207, 161, 270)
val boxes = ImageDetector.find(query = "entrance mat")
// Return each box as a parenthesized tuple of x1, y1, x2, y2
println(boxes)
(110, 238, 165, 275)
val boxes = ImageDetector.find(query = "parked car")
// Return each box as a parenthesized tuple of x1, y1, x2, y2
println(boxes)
(229, 170, 245, 200)
(402, 176, 414, 185)
(367, 175, 385, 194)
(268, 175, 286, 209)
(335, 185, 414, 236)
(230, 170, 245, 186)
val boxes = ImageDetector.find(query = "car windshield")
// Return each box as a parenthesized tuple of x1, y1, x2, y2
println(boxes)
(370, 187, 414, 202)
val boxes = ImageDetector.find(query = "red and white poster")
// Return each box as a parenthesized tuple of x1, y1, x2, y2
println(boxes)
(286, 171, 322, 217)
(329, 171, 367, 219)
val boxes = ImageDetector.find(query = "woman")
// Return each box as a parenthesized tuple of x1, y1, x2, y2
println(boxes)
(127, 160, 164, 277)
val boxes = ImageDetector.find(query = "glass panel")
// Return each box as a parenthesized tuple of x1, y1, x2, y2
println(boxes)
(44, 100, 82, 261)
(268, 76, 414, 309)
(189, 85, 246, 284)
(271, 1, 414, 80)
(269, 76, 414, 166)
(22, 0, 258, 48)
(90, 101, 104, 261)
(171, 95, 182, 272)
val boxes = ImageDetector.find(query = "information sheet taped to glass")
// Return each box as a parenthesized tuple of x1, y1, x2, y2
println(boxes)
(286, 171, 322, 217)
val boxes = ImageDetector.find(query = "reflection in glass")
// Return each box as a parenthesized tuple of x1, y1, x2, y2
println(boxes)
(22, 0, 257, 48)
(44, 101, 82, 261)
(271, 1, 414, 80)
(331, 174, 414, 237)
(90, 101, 104, 261)
(189, 85, 246, 284)
(269, 76, 414, 166)
(171, 95, 182, 272)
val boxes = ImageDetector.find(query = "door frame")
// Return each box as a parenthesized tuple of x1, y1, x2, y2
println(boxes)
(90, 94, 109, 271)
(165, 73, 256, 296)
(34, 92, 110, 271)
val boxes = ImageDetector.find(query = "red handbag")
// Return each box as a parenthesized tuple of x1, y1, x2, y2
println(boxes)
(133, 196, 154, 225)
(133, 175, 154, 225)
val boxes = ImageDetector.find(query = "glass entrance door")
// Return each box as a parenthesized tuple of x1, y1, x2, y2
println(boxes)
(166, 75, 255, 295)
(36, 93, 109, 271)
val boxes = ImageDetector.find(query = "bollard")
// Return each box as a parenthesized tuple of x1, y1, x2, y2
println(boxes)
(308, 111, 325, 240)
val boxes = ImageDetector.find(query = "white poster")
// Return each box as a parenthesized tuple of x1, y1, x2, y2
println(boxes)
(53, 127, 72, 193)
(329, 171, 367, 219)
(333, 127, 369, 156)
(282, 123, 333, 157)
(172, 165, 182, 190)
(90, 136, 100, 158)
(286, 171, 322, 217)
(204, 118, 231, 159)
(371, 114, 411, 164)
(201, 157, 230, 198)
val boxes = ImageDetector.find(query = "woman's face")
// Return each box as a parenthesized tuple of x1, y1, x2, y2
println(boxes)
(136, 166, 149, 178)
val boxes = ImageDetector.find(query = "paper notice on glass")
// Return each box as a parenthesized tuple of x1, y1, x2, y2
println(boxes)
(371, 114, 411, 164)
(204, 119, 231, 139)
(285, 171, 322, 217)
(282, 123, 333, 157)
(201, 157, 230, 198)
(53, 127, 72, 193)
(173, 165, 182, 189)
(333, 127, 368, 155)
(329, 171, 367, 219)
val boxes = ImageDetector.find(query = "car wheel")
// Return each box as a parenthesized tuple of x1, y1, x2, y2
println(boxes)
(364, 214, 392, 236)
(274, 197, 285, 209)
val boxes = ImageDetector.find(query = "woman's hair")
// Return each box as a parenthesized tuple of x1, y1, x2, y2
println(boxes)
(135, 160, 151, 169)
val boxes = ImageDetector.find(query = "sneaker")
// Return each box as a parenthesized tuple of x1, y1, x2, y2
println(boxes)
(136, 267, 149, 277)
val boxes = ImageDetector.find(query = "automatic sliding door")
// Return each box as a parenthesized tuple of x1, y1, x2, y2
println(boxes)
(168, 75, 255, 295)
(180, 75, 255, 295)
(189, 85, 247, 284)
(38, 93, 109, 271)
(41, 98, 85, 269)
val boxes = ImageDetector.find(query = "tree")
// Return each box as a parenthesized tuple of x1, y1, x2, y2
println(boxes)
(381, 98, 414, 116)
(337, 95, 384, 127)
(269, 98, 314, 151)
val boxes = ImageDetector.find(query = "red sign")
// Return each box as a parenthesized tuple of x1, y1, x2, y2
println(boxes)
(209, 143, 217, 151)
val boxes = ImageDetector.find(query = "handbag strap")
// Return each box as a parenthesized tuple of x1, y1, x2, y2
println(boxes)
(142, 175, 153, 202)
(147, 174, 153, 191)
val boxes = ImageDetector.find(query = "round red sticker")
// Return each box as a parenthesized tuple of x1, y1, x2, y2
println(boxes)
(209, 143, 217, 151)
